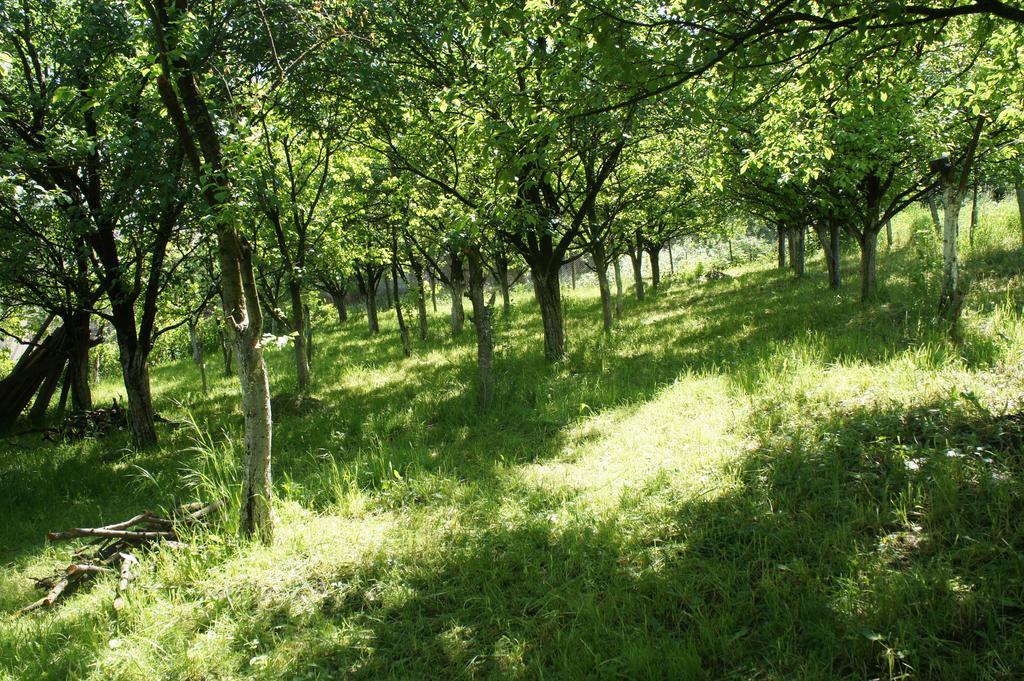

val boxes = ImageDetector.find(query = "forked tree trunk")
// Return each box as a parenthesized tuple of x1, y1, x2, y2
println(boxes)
(289, 279, 310, 391)
(531, 266, 566, 360)
(612, 258, 623, 317)
(467, 247, 495, 407)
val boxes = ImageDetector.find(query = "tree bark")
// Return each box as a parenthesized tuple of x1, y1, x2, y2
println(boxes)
(928, 192, 942, 237)
(969, 179, 979, 248)
(777, 225, 787, 269)
(629, 250, 645, 301)
(612, 257, 623, 317)
(289, 279, 310, 392)
(406, 250, 429, 341)
(814, 223, 841, 290)
(467, 247, 495, 407)
(940, 180, 962, 315)
(787, 226, 805, 278)
(120, 352, 157, 446)
(593, 243, 613, 333)
(1016, 183, 1024, 247)
(668, 243, 674, 275)
(531, 266, 566, 360)
(858, 229, 879, 301)
(67, 312, 92, 411)
(448, 251, 465, 336)
(334, 295, 348, 323)
(646, 246, 662, 289)
(392, 262, 411, 357)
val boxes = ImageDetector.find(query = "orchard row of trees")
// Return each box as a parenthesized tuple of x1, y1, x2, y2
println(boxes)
(2, 0, 1022, 541)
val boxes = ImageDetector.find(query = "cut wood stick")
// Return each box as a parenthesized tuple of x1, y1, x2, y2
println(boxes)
(66, 563, 114, 576)
(183, 498, 226, 522)
(48, 528, 174, 542)
(113, 553, 138, 611)
(17, 575, 72, 616)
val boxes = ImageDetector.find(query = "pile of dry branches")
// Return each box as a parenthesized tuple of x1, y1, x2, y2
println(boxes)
(18, 499, 224, 616)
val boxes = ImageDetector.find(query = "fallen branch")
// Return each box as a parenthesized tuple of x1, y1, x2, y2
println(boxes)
(17, 499, 225, 616)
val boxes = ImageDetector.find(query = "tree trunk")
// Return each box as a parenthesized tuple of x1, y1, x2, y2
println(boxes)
(219, 327, 233, 376)
(189, 320, 209, 396)
(392, 262, 411, 357)
(467, 247, 495, 407)
(777, 225, 787, 269)
(629, 250, 645, 301)
(1015, 183, 1024, 247)
(668, 243, 674, 275)
(334, 295, 348, 323)
(647, 247, 662, 289)
(120, 351, 158, 447)
(406, 253, 429, 341)
(787, 226, 805, 278)
(364, 272, 380, 335)
(531, 266, 566, 360)
(969, 179, 979, 248)
(499, 266, 511, 316)
(430, 274, 437, 312)
(67, 312, 92, 411)
(613, 257, 623, 317)
(858, 229, 879, 301)
(885, 220, 893, 250)
(289, 279, 310, 392)
(593, 243, 613, 332)
(449, 251, 465, 336)
(383, 276, 393, 309)
(814, 223, 841, 290)
(928, 192, 942, 237)
(940, 181, 962, 316)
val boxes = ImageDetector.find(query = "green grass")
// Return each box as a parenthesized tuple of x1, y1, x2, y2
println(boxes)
(1, 205, 1023, 680)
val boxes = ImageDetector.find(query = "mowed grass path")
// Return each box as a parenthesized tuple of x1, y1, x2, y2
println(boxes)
(2, 221, 1023, 680)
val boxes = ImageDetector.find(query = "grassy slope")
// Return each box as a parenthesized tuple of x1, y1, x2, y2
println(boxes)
(1, 207, 1023, 680)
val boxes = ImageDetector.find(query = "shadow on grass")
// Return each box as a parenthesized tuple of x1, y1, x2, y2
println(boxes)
(184, 393, 1024, 680)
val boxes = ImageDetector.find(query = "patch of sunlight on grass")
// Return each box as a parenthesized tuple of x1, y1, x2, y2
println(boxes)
(520, 373, 747, 514)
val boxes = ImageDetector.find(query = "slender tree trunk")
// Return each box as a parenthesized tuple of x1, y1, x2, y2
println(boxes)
(646, 247, 662, 289)
(531, 266, 566, 360)
(429, 274, 437, 312)
(467, 247, 495, 407)
(885, 220, 893, 250)
(858, 229, 879, 301)
(333, 295, 348, 323)
(613, 257, 623, 317)
(449, 252, 465, 336)
(629, 250, 645, 301)
(304, 303, 313, 369)
(392, 263, 411, 357)
(668, 243, 674, 275)
(777, 225, 787, 269)
(189, 320, 209, 396)
(498, 264, 511, 316)
(814, 224, 840, 290)
(407, 253, 429, 341)
(593, 244, 613, 332)
(363, 271, 380, 335)
(383, 276, 393, 309)
(1015, 183, 1024, 247)
(969, 179, 979, 248)
(928, 193, 942, 237)
(289, 279, 310, 392)
(940, 182, 962, 316)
